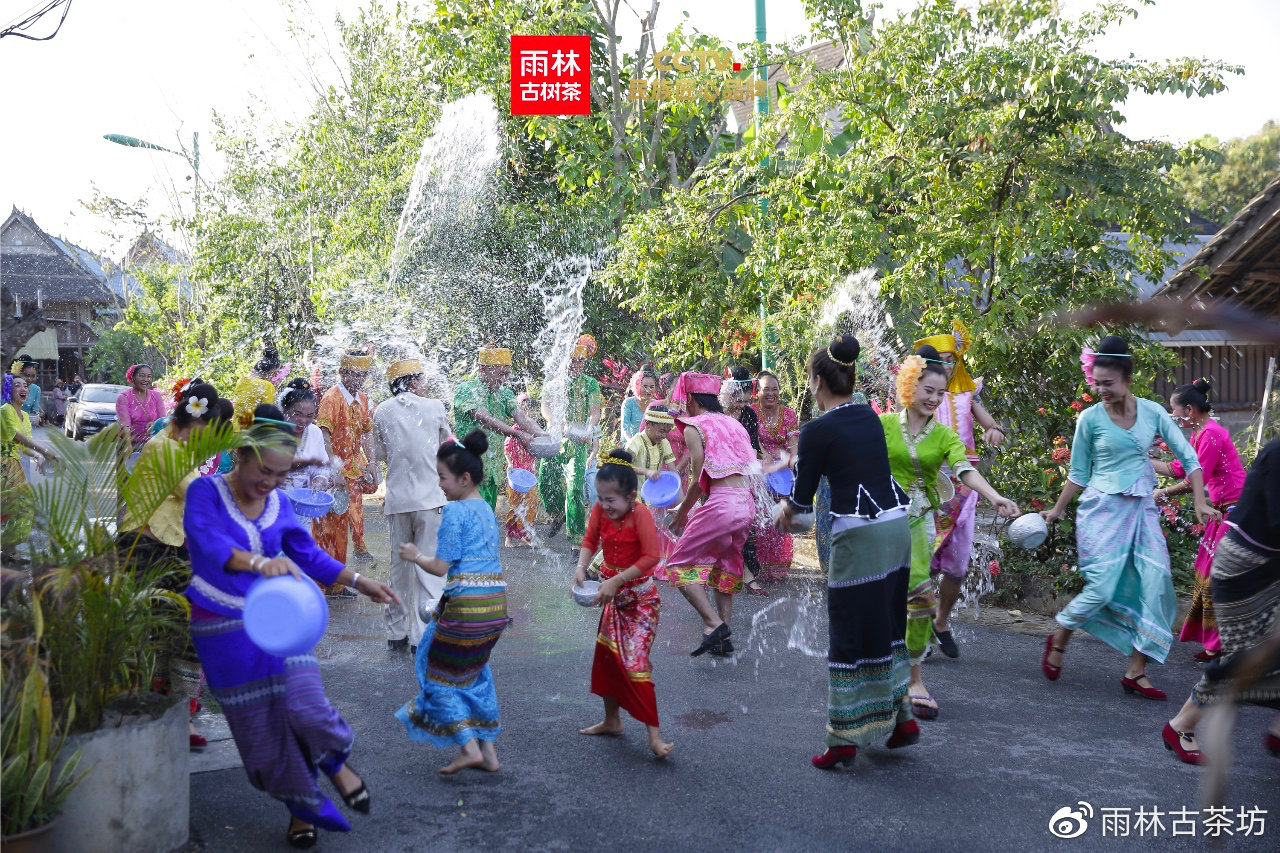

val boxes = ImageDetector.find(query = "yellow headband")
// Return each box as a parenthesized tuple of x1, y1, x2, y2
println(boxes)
(386, 358, 423, 383)
(478, 346, 512, 366)
(340, 352, 373, 371)
(598, 453, 633, 469)
(912, 320, 976, 393)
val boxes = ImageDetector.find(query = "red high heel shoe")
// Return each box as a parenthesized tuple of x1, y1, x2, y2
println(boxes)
(190, 733, 208, 750)
(1162, 723, 1202, 765)
(1042, 634, 1064, 681)
(1121, 676, 1166, 700)
(812, 746, 857, 769)
(885, 719, 920, 750)
(1265, 732, 1280, 757)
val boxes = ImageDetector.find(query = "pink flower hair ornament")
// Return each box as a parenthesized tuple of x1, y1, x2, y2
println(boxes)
(1079, 347, 1097, 386)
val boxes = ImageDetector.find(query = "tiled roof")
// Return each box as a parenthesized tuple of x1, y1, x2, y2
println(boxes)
(1, 208, 116, 304)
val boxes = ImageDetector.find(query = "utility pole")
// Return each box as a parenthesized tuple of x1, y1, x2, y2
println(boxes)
(754, 0, 772, 370)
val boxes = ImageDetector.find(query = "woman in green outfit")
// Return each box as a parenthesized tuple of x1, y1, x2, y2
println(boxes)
(881, 346, 1019, 720)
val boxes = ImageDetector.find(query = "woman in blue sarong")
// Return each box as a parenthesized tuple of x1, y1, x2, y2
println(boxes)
(396, 429, 511, 775)
(1041, 336, 1218, 698)
(184, 405, 398, 849)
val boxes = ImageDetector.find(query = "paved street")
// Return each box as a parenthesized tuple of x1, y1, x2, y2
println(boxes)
(188, 502, 1279, 852)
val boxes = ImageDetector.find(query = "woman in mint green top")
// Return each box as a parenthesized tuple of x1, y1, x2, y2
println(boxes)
(1042, 337, 1217, 698)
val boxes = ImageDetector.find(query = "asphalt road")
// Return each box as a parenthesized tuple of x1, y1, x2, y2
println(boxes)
(188, 503, 1279, 852)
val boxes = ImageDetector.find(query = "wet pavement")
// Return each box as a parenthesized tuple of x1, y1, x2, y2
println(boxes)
(188, 500, 1280, 851)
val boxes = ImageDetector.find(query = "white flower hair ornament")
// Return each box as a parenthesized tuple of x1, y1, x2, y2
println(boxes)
(186, 397, 210, 418)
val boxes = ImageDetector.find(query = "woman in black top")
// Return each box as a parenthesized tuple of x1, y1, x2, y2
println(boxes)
(1161, 437, 1280, 764)
(778, 335, 916, 770)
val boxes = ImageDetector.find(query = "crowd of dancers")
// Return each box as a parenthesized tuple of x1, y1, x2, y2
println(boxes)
(12, 323, 1276, 849)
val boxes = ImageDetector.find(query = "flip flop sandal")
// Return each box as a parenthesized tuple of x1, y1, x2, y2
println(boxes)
(910, 695, 939, 721)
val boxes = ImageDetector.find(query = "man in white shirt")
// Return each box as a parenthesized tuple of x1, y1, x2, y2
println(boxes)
(372, 358, 453, 651)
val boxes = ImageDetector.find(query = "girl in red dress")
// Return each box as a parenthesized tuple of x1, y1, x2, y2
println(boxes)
(573, 449, 675, 759)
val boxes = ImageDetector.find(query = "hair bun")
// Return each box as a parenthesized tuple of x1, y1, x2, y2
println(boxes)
(914, 343, 941, 361)
(830, 334, 860, 365)
(1192, 377, 1211, 396)
(603, 448, 634, 465)
(1098, 335, 1129, 355)
(460, 428, 489, 458)
(286, 377, 311, 390)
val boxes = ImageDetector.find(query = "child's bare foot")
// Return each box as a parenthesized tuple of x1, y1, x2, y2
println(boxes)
(647, 729, 675, 759)
(579, 721, 624, 736)
(478, 740, 500, 772)
(439, 743, 484, 775)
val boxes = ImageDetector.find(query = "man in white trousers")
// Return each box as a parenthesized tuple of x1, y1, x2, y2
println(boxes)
(372, 358, 452, 652)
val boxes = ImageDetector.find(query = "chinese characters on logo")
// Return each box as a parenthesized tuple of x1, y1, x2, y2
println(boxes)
(510, 35, 590, 115)
(1048, 802, 1266, 839)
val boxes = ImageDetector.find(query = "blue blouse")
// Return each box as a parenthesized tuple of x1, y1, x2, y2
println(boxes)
(620, 396, 644, 444)
(437, 498, 505, 597)
(1067, 398, 1200, 495)
(182, 474, 343, 617)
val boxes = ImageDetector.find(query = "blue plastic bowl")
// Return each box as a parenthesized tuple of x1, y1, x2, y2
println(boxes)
(287, 488, 335, 519)
(642, 471, 681, 508)
(507, 467, 537, 493)
(125, 451, 140, 473)
(243, 574, 329, 658)
(767, 467, 795, 497)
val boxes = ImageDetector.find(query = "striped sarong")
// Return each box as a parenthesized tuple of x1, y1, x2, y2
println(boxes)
(827, 515, 913, 747)
(396, 590, 508, 747)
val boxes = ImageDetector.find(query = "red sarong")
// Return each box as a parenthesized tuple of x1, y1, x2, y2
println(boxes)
(591, 578, 661, 727)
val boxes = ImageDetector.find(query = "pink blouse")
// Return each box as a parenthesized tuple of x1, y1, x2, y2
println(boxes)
(751, 404, 799, 462)
(1170, 418, 1247, 507)
(678, 412, 757, 492)
(116, 388, 168, 444)
(935, 378, 984, 460)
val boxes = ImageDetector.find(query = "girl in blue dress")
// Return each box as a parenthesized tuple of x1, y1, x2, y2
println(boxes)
(397, 430, 511, 774)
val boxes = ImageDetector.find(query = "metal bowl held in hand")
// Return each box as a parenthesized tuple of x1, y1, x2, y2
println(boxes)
(243, 574, 329, 657)
(528, 435, 560, 459)
(571, 580, 600, 607)
(641, 471, 681, 508)
(1007, 512, 1049, 550)
(773, 501, 815, 532)
(328, 484, 350, 515)
(565, 423, 592, 442)
(287, 488, 335, 519)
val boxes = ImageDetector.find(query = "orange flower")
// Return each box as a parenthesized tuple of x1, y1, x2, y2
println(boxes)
(1081, 392, 1093, 402)
(1069, 400, 1084, 412)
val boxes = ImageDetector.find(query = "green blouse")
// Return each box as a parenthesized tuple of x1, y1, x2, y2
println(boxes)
(880, 411, 974, 517)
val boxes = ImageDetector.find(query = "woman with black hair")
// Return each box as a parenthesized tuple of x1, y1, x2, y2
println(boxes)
(882, 346, 1019, 720)
(280, 378, 337, 497)
(665, 372, 758, 657)
(1152, 378, 1247, 659)
(573, 448, 674, 758)
(778, 335, 919, 769)
(183, 404, 398, 847)
(232, 343, 284, 427)
(396, 430, 510, 775)
(1042, 336, 1216, 698)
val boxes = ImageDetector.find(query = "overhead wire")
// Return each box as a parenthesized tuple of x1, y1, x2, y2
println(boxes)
(0, 0, 73, 42)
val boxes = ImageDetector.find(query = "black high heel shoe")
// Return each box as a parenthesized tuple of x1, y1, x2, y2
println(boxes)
(286, 822, 317, 849)
(333, 767, 370, 813)
(812, 746, 857, 769)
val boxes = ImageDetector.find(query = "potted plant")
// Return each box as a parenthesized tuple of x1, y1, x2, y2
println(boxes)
(0, 421, 245, 852)
(0, 594, 85, 851)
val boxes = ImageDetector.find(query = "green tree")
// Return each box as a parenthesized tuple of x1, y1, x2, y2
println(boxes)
(84, 327, 151, 384)
(602, 0, 1238, 518)
(1170, 120, 1280, 225)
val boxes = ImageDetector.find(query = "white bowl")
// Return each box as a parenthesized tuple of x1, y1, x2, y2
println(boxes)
(1008, 513, 1049, 550)
(571, 580, 600, 607)
(528, 435, 560, 459)
(773, 501, 815, 532)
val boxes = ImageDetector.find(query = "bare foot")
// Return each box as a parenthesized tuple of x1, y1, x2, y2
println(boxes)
(478, 740, 500, 772)
(579, 721, 624, 736)
(648, 734, 675, 759)
(439, 746, 485, 775)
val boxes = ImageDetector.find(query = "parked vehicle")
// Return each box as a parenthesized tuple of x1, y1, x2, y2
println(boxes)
(64, 384, 126, 441)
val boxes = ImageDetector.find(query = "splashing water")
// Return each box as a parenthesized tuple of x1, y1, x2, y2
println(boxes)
(813, 268, 900, 408)
(745, 593, 828, 669)
(531, 256, 592, 439)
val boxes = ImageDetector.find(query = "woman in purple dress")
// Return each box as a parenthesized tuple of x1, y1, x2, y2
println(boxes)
(183, 405, 398, 848)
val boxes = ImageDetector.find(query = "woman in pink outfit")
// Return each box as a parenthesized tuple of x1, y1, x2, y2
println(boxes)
(116, 363, 168, 447)
(751, 371, 799, 582)
(665, 372, 758, 658)
(1152, 379, 1246, 658)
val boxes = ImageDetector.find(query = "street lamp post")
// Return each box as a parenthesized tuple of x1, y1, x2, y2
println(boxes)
(102, 131, 200, 219)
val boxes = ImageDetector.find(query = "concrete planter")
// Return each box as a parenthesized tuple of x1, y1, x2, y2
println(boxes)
(48, 696, 189, 853)
(1, 813, 61, 853)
